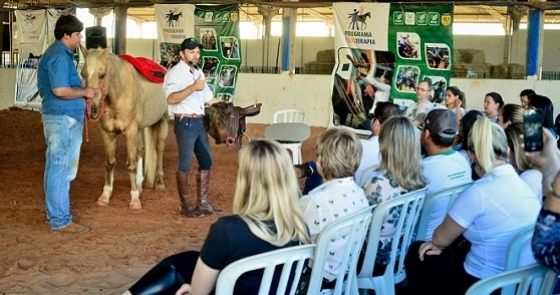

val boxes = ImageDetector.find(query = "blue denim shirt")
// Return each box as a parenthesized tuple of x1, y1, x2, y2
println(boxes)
(38, 40, 85, 122)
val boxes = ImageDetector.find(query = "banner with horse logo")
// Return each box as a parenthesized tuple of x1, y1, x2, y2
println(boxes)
(15, 10, 46, 58)
(155, 4, 195, 68)
(194, 4, 241, 103)
(332, 2, 453, 131)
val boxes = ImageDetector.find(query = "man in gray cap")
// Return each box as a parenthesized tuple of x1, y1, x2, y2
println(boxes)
(164, 37, 223, 218)
(420, 109, 472, 240)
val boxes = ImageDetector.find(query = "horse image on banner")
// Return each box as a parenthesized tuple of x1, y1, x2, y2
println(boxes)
(80, 45, 169, 210)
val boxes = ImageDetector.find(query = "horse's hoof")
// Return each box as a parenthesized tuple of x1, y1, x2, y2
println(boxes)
(97, 199, 109, 206)
(130, 202, 142, 210)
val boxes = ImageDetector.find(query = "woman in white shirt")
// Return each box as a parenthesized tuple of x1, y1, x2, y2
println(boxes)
(405, 117, 540, 295)
(444, 86, 466, 123)
(363, 70, 392, 115)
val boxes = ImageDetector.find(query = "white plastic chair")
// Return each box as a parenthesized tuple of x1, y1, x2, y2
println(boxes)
(502, 225, 536, 295)
(272, 109, 306, 164)
(215, 244, 315, 295)
(274, 109, 305, 124)
(355, 188, 427, 295)
(415, 181, 473, 241)
(465, 264, 557, 295)
(358, 164, 379, 188)
(306, 205, 374, 295)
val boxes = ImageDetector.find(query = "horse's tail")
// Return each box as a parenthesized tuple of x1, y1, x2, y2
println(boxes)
(143, 125, 159, 188)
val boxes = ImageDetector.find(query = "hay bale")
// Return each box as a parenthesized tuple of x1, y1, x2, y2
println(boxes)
(454, 48, 486, 65)
(507, 63, 526, 79)
(490, 63, 509, 79)
(452, 63, 469, 78)
(304, 61, 334, 74)
(316, 49, 335, 63)
(459, 63, 491, 78)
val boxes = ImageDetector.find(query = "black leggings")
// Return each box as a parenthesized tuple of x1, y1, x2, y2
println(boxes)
(404, 240, 479, 295)
(128, 251, 200, 295)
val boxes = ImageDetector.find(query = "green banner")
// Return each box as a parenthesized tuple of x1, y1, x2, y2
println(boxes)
(332, 3, 453, 131)
(388, 3, 454, 104)
(195, 4, 241, 103)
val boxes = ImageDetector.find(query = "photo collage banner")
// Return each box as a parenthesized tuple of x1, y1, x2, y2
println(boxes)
(332, 2, 454, 130)
(155, 4, 241, 103)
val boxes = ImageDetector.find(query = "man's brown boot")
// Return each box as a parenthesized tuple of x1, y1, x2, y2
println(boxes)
(195, 170, 224, 215)
(176, 171, 202, 218)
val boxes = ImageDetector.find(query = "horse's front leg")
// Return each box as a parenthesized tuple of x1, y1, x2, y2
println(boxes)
(124, 127, 142, 210)
(98, 130, 117, 206)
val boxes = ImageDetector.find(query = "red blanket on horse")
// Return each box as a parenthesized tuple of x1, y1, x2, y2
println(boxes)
(119, 55, 167, 84)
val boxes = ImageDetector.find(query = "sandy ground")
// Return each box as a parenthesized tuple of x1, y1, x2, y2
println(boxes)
(0, 108, 326, 294)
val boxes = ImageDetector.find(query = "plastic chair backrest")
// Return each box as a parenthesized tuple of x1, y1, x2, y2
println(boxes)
(215, 244, 315, 295)
(356, 188, 427, 295)
(502, 226, 536, 295)
(306, 205, 374, 295)
(465, 264, 557, 295)
(359, 164, 380, 188)
(415, 181, 473, 241)
(273, 109, 305, 123)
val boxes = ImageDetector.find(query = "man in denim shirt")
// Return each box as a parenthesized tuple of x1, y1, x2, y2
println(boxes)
(37, 15, 95, 233)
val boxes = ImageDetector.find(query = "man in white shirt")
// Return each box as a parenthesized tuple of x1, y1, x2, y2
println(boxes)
(164, 37, 222, 218)
(405, 80, 434, 120)
(420, 109, 472, 240)
(355, 101, 401, 185)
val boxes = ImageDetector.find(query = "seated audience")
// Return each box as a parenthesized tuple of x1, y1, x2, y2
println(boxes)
(444, 86, 466, 123)
(420, 109, 472, 240)
(299, 127, 369, 291)
(298, 102, 401, 193)
(405, 116, 540, 295)
(123, 139, 310, 295)
(505, 123, 543, 200)
(497, 103, 523, 129)
(362, 116, 426, 273)
(483, 92, 504, 123)
(519, 88, 536, 109)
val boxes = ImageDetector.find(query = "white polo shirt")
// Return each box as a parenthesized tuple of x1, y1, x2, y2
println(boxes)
(355, 136, 381, 185)
(163, 60, 213, 115)
(421, 149, 472, 240)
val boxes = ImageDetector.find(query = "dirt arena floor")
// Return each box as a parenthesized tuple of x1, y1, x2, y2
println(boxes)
(0, 108, 326, 294)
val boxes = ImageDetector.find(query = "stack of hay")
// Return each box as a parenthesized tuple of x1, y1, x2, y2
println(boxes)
(304, 49, 335, 74)
(453, 49, 491, 78)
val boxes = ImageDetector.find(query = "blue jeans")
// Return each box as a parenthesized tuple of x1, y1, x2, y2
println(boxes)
(174, 117, 212, 173)
(42, 114, 83, 230)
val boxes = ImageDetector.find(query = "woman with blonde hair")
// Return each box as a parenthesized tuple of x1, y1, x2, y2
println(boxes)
(405, 117, 540, 295)
(362, 116, 427, 274)
(125, 139, 310, 295)
(505, 123, 543, 199)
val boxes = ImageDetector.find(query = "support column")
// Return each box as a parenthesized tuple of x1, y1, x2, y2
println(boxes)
(506, 5, 526, 65)
(113, 0, 129, 55)
(527, 8, 544, 78)
(281, 7, 297, 74)
(89, 7, 112, 26)
(258, 5, 278, 68)
(0, 3, 5, 66)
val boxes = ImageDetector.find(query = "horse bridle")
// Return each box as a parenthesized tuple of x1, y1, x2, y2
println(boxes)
(84, 58, 109, 141)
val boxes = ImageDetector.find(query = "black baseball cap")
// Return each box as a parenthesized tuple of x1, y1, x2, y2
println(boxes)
(181, 37, 203, 50)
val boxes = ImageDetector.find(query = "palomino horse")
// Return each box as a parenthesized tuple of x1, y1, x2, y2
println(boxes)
(80, 46, 169, 210)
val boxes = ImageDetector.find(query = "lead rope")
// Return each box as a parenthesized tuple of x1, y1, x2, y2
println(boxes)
(84, 61, 109, 142)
